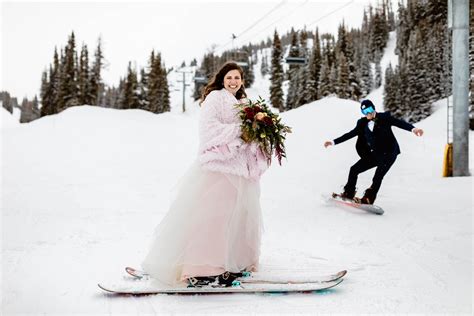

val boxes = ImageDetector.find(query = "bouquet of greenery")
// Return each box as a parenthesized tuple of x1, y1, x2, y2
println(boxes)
(235, 97, 292, 165)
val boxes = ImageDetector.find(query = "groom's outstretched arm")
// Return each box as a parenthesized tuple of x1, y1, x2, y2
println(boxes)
(324, 122, 360, 148)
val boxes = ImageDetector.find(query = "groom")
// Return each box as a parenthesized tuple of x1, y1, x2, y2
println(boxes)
(324, 99, 424, 204)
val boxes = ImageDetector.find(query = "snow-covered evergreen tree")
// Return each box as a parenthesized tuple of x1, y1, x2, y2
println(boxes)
(374, 51, 382, 89)
(319, 55, 332, 97)
(1, 91, 13, 113)
(122, 62, 140, 109)
(337, 52, 350, 99)
(57, 32, 79, 112)
(269, 30, 284, 111)
(20, 96, 40, 123)
(260, 54, 269, 77)
(77, 44, 90, 105)
(89, 38, 104, 106)
(139, 68, 149, 110)
(304, 28, 321, 102)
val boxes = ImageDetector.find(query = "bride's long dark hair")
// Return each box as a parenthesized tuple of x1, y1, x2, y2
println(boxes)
(200, 62, 247, 105)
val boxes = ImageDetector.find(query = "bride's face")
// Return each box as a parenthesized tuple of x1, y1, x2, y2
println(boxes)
(223, 69, 242, 95)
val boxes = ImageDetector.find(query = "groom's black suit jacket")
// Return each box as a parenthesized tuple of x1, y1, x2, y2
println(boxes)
(334, 112, 415, 160)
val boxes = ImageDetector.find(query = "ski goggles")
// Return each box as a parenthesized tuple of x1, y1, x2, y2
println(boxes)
(361, 106, 375, 115)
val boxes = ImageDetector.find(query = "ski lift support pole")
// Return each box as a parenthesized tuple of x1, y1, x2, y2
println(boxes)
(451, 0, 470, 176)
(177, 69, 193, 113)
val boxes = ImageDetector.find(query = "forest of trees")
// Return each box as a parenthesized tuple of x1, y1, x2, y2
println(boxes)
(384, 0, 450, 123)
(2, 0, 472, 129)
(265, 0, 473, 127)
(39, 32, 170, 119)
(2, 32, 171, 123)
(268, 1, 395, 114)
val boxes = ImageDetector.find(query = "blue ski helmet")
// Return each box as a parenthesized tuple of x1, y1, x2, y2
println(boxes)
(360, 99, 375, 115)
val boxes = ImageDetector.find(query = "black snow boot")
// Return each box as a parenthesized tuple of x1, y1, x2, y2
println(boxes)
(339, 186, 356, 200)
(359, 188, 376, 204)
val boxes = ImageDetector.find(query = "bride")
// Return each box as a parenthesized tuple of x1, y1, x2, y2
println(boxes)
(141, 62, 269, 287)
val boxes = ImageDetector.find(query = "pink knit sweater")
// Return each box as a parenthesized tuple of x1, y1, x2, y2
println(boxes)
(198, 88, 269, 180)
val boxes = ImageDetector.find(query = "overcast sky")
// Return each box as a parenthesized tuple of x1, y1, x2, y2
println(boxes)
(1, 0, 386, 100)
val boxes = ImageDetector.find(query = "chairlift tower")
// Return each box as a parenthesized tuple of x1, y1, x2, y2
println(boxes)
(176, 68, 193, 113)
(449, 0, 470, 176)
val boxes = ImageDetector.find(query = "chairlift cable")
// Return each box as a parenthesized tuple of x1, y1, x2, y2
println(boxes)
(234, 0, 287, 40)
(236, 0, 310, 46)
(235, 0, 354, 48)
(307, 0, 354, 27)
(215, 0, 288, 53)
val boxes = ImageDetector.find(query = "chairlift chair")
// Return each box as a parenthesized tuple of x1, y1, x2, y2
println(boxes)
(194, 71, 208, 84)
(285, 56, 308, 65)
(194, 76, 207, 84)
(228, 50, 249, 68)
(285, 46, 308, 65)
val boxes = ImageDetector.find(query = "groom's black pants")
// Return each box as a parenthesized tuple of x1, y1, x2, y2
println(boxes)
(345, 153, 398, 197)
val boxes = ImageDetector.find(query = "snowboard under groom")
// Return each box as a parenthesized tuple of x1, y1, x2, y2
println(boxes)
(324, 99, 424, 205)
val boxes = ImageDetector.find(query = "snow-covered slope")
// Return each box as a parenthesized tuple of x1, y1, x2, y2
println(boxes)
(2, 32, 472, 315)
(1, 107, 20, 128)
(2, 94, 472, 315)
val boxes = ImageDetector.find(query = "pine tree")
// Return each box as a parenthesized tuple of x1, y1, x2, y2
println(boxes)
(161, 63, 171, 112)
(116, 78, 126, 109)
(336, 21, 348, 58)
(20, 96, 40, 123)
(56, 49, 67, 112)
(78, 44, 90, 105)
(359, 47, 373, 97)
(32, 95, 40, 118)
(337, 52, 350, 99)
(40, 70, 50, 116)
(245, 56, 255, 87)
(123, 62, 140, 109)
(319, 55, 332, 97)
(405, 28, 431, 122)
(269, 30, 284, 111)
(260, 54, 269, 76)
(57, 32, 79, 112)
(139, 68, 150, 110)
(369, 6, 389, 61)
(90, 38, 104, 106)
(147, 51, 169, 113)
(148, 51, 160, 112)
(384, 63, 398, 114)
(286, 73, 297, 110)
(294, 64, 309, 108)
(347, 31, 362, 100)
(1, 91, 13, 113)
(329, 63, 338, 95)
(374, 51, 382, 89)
(305, 28, 321, 101)
(20, 98, 30, 123)
(50, 48, 60, 114)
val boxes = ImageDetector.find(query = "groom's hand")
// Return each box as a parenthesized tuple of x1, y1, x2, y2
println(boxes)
(412, 128, 424, 137)
(324, 141, 333, 148)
